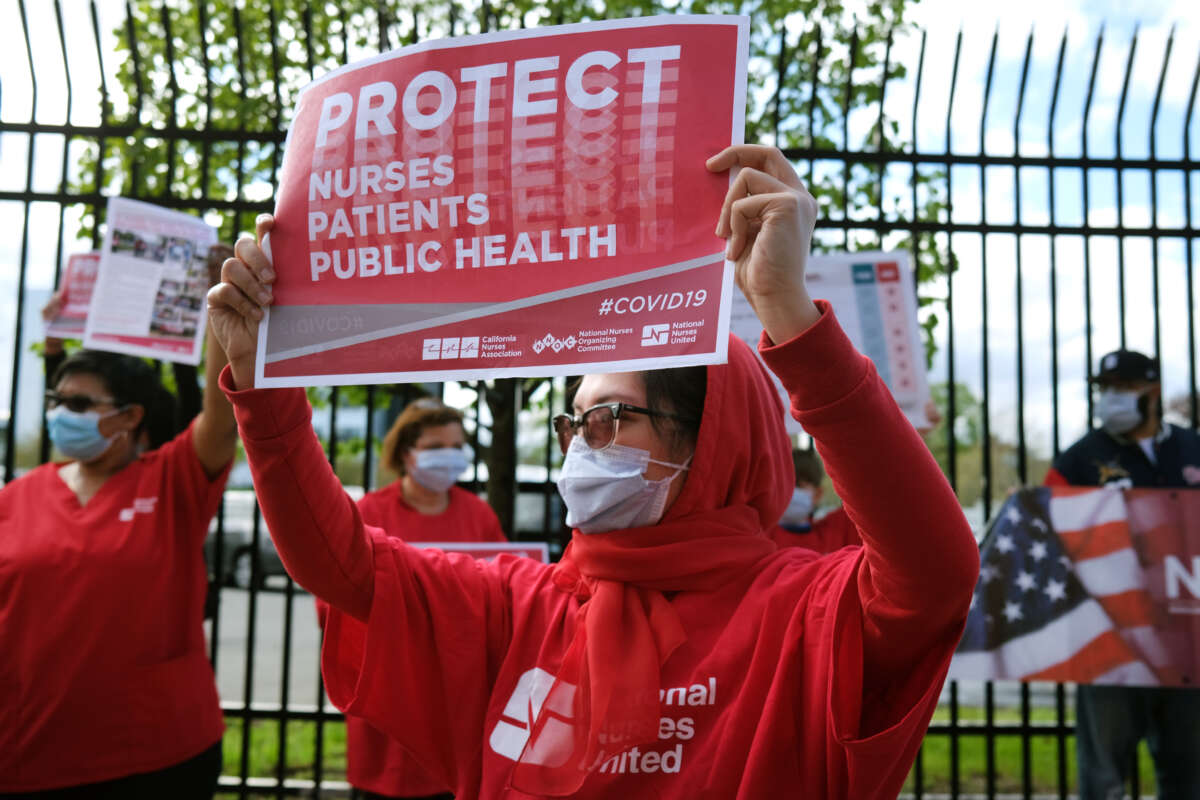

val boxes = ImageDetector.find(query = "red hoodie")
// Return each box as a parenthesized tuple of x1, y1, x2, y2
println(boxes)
(342, 483, 507, 796)
(223, 302, 978, 798)
(770, 506, 863, 554)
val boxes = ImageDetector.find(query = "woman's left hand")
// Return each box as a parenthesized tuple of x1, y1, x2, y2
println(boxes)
(706, 145, 821, 343)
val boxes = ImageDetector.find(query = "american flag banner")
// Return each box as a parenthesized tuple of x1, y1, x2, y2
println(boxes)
(948, 487, 1200, 687)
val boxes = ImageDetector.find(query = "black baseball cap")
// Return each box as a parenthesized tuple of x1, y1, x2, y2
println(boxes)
(1091, 349, 1159, 384)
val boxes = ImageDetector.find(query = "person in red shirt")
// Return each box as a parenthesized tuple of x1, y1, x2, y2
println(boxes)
(208, 144, 979, 798)
(358, 399, 506, 548)
(0, 333, 237, 796)
(345, 398, 506, 800)
(39, 244, 236, 623)
(771, 447, 862, 554)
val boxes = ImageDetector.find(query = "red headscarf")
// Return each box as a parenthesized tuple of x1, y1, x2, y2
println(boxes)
(512, 334, 794, 794)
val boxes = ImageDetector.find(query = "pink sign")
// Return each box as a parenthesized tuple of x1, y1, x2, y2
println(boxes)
(44, 252, 100, 339)
(412, 541, 550, 563)
(257, 15, 748, 387)
(84, 197, 216, 365)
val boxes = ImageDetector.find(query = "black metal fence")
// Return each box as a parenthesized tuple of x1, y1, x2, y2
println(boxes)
(2, 1, 1198, 797)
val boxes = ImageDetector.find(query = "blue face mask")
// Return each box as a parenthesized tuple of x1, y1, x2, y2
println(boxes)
(46, 406, 120, 462)
(409, 447, 469, 492)
(779, 487, 815, 529)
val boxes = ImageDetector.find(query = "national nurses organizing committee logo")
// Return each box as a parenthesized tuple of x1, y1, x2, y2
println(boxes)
(641, 323, 670, 346)
(531, 333, 577, 355)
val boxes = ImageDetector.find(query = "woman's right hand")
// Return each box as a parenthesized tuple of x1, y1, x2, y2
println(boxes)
(207, 214, 275, 389)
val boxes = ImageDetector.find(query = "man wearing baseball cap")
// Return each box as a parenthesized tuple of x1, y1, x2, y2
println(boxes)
(1046, 349, 1200, 799)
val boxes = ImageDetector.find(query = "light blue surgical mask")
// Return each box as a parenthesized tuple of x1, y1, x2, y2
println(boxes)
(46, 406, 120, 461)
(779, 487, 815, 529)
(409, 447, 469, 492)
(556, 437, 690, 534)
(1097, 389, 1143, 436)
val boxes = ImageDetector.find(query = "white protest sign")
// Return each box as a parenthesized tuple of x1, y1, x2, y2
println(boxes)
(731, 250, 932, 433)
(84, 197, 216, 365)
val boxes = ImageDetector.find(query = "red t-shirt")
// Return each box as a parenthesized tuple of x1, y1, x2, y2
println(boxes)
(0, 423, 230, 791)
(770, 506, 863, 554)
(347, 482, 506, 796)
(225, 302, 979, 798)
(358, 483, 507, 545)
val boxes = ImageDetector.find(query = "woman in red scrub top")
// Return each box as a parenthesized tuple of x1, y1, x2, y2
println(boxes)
(346, 399, 505, 800)
(0, 334, 237, 798)
(208, 145, 980, 799)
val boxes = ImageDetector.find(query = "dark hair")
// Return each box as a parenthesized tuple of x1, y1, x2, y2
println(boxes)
(564, 367, 707, 459)
(380, 398, 465, 476)
(641, 366, 706, 458)
(792, 448, 824, 487)
(51, 350, 177, 449)
(150, 383, 183, 450)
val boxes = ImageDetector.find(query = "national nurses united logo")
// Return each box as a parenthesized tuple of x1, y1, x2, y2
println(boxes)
(489, 668, 577, 767)
(640, 323, 669, 346)
(489, 667, 717, 776)
(532, 333, 576, 355)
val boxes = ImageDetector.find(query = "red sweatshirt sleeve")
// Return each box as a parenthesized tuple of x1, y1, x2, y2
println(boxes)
(219, 366, 375, 620)
(759, 302, 979, 730)
(222, 369, 516, 787)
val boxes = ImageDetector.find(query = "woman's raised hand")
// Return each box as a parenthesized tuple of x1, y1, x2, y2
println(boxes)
(206, 214, 275, 389)
(706, 145, 821, 344)
(206, 148, 820, 388)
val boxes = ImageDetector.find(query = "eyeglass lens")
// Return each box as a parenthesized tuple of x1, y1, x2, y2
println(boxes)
(580, 405, 616, 450)
(46, 393, 111, 413)
(553, 405, 618, 454)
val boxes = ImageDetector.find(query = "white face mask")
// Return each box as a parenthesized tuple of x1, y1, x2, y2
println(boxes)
(409, 447, 469, 492)
(1097, 389, 1143, 436)
(779, 487, 815, 528)
(556, 437, 690, 534)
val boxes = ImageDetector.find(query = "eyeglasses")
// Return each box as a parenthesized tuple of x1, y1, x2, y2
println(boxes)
(44, 391, 118, 414)
(551, 402, 696, 454)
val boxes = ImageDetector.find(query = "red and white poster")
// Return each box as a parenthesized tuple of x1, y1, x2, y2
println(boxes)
(412, 541, 550, 563)
(44, 252, 100, 339)
(84, 197, 216, 365)
(731, 250, 932, 433)
(257, 15, 749, 387)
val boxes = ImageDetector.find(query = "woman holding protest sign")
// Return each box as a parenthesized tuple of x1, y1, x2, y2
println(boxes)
(207, 144, 978, 798)
(336, 397, 505, 800)
(0, 330, 237, 797)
